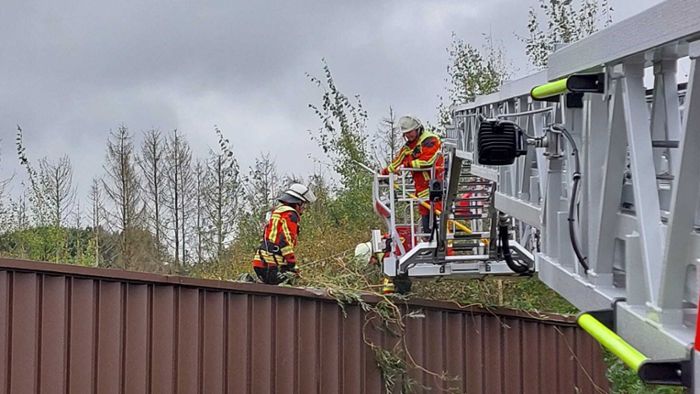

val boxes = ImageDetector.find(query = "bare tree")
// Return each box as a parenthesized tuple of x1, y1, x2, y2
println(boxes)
(15, 127, 76, 229)
(0, 179, 10, 232)
(191, 160, 209, 263)
(203, 128, 242, 260)
(139, 129, 167, 258)
(373, 107, 401, 167)
(179, 151, 194, 266)
(0, 149, 12, 232)
(39, 155, 76, 227)
(10, 192, 29, 231)
(103, 125, 143, 269)
(88, 178, 107, 266)
(247, 152, 280, 223)
(165, 129, 195, 269)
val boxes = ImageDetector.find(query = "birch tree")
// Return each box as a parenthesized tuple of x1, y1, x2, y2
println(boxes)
(308, 60, 370, 190)
(523, 0, 613, 68)
(15, 126, 50, 225)
(308, 61, 375, 227)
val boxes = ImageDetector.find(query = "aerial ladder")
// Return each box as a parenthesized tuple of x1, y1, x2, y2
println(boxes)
(369, 0, 700, 389)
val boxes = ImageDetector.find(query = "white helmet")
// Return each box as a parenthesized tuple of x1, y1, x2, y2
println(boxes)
(279, 183, 317, 204)
(398, 115, 423, 134)
(354, 241, 373, 263)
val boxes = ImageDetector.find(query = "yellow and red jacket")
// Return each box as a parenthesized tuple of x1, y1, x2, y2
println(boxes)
(252, 204, 300, 268)
(381, 130, 444, 198)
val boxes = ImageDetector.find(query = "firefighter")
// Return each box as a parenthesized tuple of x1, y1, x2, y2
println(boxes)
(380, 115, 444, 234)
(252, 183, 316, 284)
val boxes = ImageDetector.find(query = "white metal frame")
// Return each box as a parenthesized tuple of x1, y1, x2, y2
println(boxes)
(372, 158, 532, 279)
(448, 0, 700, 387)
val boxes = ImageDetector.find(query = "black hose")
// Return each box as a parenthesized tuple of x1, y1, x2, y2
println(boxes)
(498, 224, 530, 274)
(568, 175, 589, 273)
(552, 125, 590, 273)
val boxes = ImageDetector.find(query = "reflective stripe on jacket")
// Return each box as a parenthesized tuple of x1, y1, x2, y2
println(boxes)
(252, 204, 300, 268)
(383, 131, 444, 186)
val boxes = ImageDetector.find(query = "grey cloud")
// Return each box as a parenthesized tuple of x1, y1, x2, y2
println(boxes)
(1, 0, 663, 204)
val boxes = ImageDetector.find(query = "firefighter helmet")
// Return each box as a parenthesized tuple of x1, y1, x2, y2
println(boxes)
(279, 183, 317, 204)
(398, 115, 423, 134)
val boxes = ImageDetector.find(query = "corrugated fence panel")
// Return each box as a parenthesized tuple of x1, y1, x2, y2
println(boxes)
(40, 275, 67, 393)
(96, 280, 122, 394)
(0, 258, 610, 393)
(503, 317, 522, 394)
(125, 283, 149, 394)
(203, 290, 223, 393)
(226, 294, 249, 393)
(341, 306, 362, 394)
(177, 286, 200, 393)
(151, 285, 175, 393)
(11, 272, 38, 393)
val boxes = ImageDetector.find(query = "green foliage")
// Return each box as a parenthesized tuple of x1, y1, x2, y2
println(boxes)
(373, 346, 418, 394)
(0, 226, 96, 265)
(16, 126, 51, 225)
(438, 33, 509, 125)
(307, 61, 378, 231)
(446, 33, 509, 104)
(523, 0, 613, 68)
(308, 60, 369, 186)
(409, 275, 577, 314)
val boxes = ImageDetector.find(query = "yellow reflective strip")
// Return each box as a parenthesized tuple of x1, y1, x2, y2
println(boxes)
(268, 216, 280, 241)
(417, 189, 429, 198)
(388, 147, 409, 172)
(281, 245, 294, 255)
(274, 205, 296, 214)
(423, 171, 431, 181)
(419, 151, 439, 166)
(281, 219, 293, 245)
(258, 250, 277, 262)
(411, 159, 432, 168)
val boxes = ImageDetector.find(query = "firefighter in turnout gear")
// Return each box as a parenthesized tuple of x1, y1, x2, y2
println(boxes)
(381, 115, 444, 234)
(252, 183, 316, 284)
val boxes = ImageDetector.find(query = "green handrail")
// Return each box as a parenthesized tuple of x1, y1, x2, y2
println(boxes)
(530, 77, 568, 100)
(577, 313, 648, 372)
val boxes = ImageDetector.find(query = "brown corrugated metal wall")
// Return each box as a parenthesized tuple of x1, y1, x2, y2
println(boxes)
(0, 258, 609, 393)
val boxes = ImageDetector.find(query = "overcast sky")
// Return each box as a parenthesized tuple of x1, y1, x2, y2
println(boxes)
(0, 0, 663, 205)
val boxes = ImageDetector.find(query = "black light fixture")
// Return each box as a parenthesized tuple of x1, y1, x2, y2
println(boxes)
(477, 119, 527, 165)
